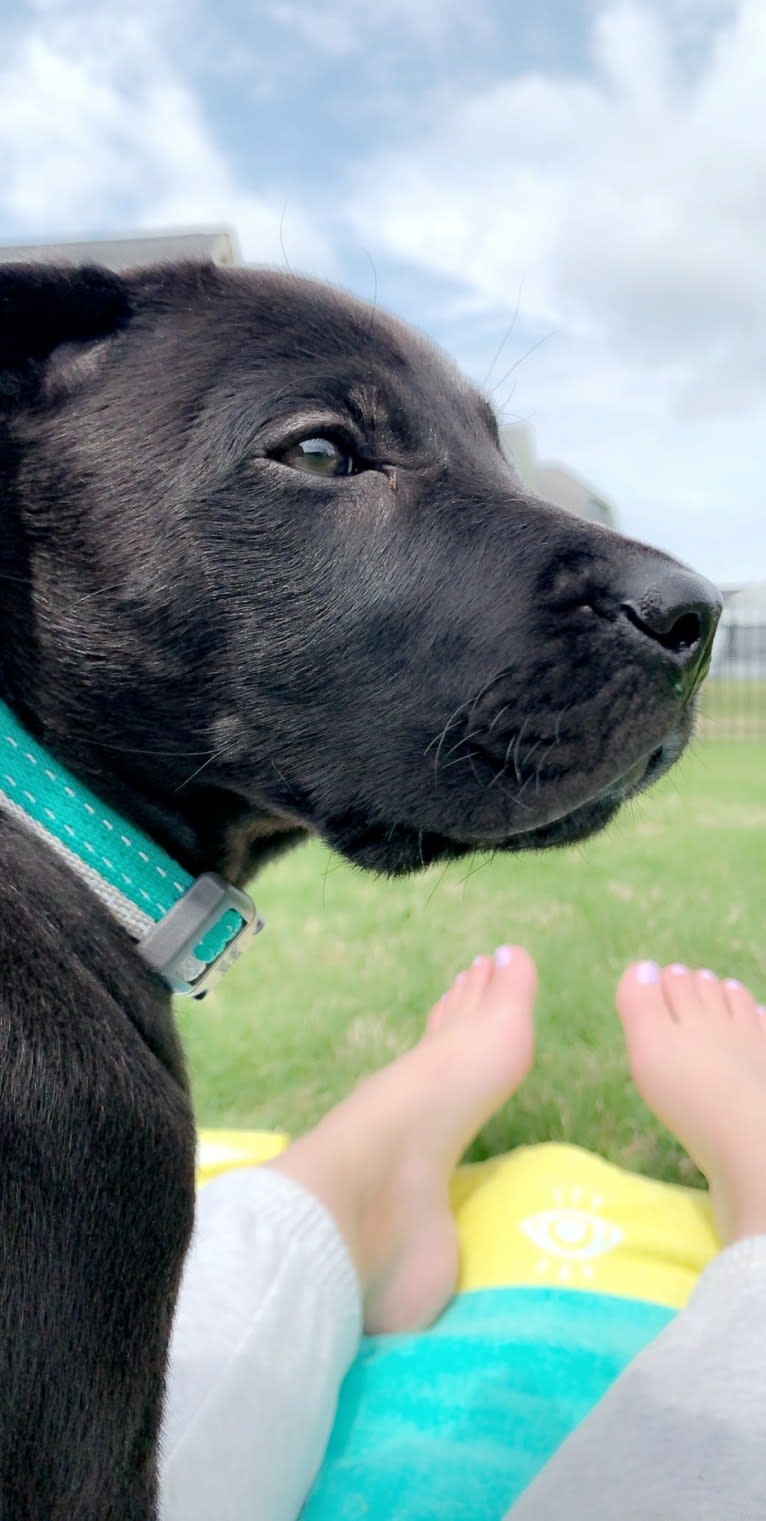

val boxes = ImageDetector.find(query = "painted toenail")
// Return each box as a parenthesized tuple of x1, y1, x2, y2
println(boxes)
(494, 945, 514, 967)
(725, 978, 744, 991)
(758, 1006, 766, 1017)
(455, 971, 466, 984)
(698, 969, 716, 980)
(635, 961, 660, 983)
(473, 955, 485, 966)
(668, 963, 687, 974)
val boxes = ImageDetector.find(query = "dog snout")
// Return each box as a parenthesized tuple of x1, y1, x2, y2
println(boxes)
(619, 564, 722, 695)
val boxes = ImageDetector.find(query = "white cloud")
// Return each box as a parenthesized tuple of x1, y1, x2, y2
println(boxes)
(0, 0, 761, 583)
(347, 0, 766, 420)
(267, 0, 490, 56)
(266, 3, 358, 58)
(0, 0, 335, 275)
(339, 0, 765, 582)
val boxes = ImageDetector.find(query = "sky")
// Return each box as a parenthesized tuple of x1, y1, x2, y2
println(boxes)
(0, 0, 763, 587)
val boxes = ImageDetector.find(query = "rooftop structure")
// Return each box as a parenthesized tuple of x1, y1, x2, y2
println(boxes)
(0, 227, 240, 271)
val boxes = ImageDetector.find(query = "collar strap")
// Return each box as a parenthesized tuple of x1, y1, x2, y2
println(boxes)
(0, 701, 263, 997)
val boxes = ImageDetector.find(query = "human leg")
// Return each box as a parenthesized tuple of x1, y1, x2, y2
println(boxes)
(507, 963, 766, 1521)
(161, 948, 537, 1521)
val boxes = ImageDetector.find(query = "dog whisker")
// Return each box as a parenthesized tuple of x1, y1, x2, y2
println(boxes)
(468, 668, 513, 721)
(84, 738, 211, 756)
(521, 735, 544, 771)
(482, 279, 525, 390)
(439, 751, 478, 773)
(428, 669, 513, 777)
(427, 697, 474, 780)
(438, 726, 485, 769)
(553, 706, 570, 746)
(488, 328, 557, 402)
(423, 721, 456, 760)
(320, 850, 346, 906)
(70, 581, 131, 606)
(466, 750, 486, 791)
(278, 203, 295, 278)
(533, 737, 560, 795)
(362, 250, 379, 336)
(485, 732, 517, 789)
(269, 758, 301, 804)
(488, 702, 513, 734)
(424, 860, 451, 908)
(455, 851, 492, 887)
(492, 771, 535, 814)
(511, 716, 531, 786)
(429, 671, 519, 782)
(174, 748, 227, 792)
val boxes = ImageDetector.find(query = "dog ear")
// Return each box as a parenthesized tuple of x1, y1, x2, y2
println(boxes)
(0, 263, 132, 402)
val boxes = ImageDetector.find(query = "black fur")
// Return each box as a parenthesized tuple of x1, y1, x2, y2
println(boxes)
(0, 260, 719, 1515)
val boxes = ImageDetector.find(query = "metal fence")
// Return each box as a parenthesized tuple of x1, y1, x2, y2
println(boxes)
(698, 582, 766, 739)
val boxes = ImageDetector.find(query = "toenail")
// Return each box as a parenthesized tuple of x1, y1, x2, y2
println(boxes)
(698, 969, 716, 980)
(635, 961, 660, 983)
(455, 971, 466, 984)
(473, 955, 485, 966)
(668, 963, 687, 975)
(725, 978, 744, 991)
(494, 945, 514, 967)
(758, 1006, 766, 1018)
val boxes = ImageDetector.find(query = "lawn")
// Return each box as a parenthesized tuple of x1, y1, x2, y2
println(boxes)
(698, 678, 766, 738)
(177, 740, 765, 1189)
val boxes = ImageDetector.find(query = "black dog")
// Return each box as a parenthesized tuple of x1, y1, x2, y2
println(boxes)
(0, 259, 719, 1516)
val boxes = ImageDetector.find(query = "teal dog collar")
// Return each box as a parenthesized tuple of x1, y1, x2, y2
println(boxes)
(0, 701, 263, 997)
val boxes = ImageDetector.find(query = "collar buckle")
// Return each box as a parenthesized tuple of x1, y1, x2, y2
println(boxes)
(138, 872, 264, 999)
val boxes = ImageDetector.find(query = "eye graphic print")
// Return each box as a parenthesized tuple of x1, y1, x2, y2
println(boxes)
(520, 1209, 623, 1261)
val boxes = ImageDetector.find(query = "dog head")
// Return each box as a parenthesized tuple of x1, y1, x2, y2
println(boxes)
(0, 261, 720, 880)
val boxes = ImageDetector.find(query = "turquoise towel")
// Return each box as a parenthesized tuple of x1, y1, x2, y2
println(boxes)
(303, 1286, 675, 1520)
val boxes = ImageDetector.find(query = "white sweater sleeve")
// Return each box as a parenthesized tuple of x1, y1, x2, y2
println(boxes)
(507, 1235, 766, 1520)
(159, 1167, 362, 1521)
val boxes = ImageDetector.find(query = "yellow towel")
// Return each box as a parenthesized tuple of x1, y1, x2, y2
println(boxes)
(197, 1131, 718, 1311)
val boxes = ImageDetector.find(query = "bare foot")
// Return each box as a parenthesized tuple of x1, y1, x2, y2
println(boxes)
(269, 946, 536, 1334)
(617, 961, 766, 1245)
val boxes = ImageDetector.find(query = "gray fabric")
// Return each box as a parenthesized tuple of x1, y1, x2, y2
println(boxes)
(508, 1234, 766, 1520)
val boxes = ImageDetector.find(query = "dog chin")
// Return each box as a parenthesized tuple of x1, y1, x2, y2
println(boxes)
(324, 734, 684, 877)
(322, 796, 620, 877)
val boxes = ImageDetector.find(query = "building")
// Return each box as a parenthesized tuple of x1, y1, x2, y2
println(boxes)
(709, 582, 766, 679)
(0, 226, 240, 271)
(500, 422, 617, 529)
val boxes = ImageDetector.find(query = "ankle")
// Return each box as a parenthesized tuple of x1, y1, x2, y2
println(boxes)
(711, 1169, 766, 1249)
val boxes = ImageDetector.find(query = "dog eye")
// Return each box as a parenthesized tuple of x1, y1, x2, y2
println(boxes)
(275, 436, 358, 477)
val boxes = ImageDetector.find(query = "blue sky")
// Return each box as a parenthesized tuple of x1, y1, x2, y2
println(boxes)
(1, 0, 763, 586)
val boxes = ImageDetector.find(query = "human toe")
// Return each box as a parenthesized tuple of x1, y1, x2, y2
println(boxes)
(437, 954, 494, 1028)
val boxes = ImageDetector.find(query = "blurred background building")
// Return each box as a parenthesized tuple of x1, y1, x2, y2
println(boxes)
(0, 226, 239, 271)
(501, 423, 617, 529)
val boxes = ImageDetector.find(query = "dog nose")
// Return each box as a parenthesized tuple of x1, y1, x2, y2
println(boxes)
(620, 565, 722, 692)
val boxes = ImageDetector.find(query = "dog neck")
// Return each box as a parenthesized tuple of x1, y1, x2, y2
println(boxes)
(0, 698, 263, 997)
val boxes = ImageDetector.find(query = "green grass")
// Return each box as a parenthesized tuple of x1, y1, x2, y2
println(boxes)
(698, 678, 766, 736)
(177, 740, 765, 1188)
